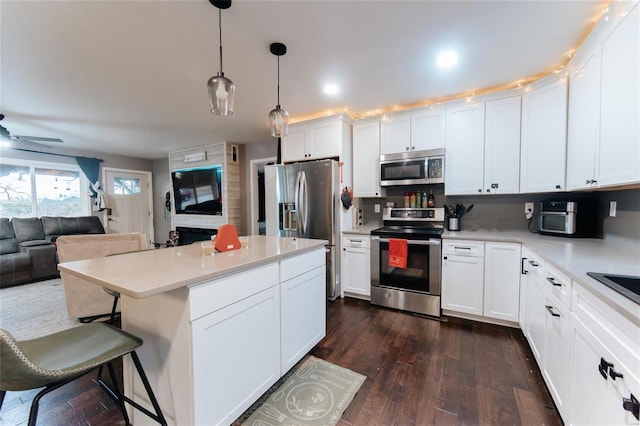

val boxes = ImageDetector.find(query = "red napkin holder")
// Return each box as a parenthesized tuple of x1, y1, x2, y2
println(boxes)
(388, 238, 408, 268)
(214, 224, 241, 252)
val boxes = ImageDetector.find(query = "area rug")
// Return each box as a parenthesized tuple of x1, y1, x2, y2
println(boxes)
(241, 355, 366, 426)
(0, 278, 79, 341)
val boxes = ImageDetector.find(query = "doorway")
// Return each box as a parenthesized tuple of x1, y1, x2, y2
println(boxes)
(103, 168, 154, 244)
(249, 157, 276, 235)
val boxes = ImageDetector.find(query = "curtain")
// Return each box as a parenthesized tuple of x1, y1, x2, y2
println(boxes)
(75, 156, 106, 210)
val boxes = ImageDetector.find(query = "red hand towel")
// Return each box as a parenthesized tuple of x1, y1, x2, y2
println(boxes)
(388, 238, 408, 268)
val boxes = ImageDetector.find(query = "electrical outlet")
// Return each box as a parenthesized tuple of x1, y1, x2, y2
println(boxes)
(525, 202, 534, 219)
(374, 204, 381, 213)
(609, 201, 617, 217)
(525, 202, 534, 214)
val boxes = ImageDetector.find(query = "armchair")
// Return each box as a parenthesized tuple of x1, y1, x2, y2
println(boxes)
(56, 233, 148, 321)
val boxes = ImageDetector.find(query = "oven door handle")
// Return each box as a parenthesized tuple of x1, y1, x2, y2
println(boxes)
(378, 238, 441, 246)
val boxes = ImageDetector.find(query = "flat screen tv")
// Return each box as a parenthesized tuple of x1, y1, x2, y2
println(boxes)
(171, 165, 222, 215)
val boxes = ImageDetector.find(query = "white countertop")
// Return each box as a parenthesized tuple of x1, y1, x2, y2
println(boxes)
(343, 225, 380, 235)
(443, 230, 640, 321)
(58, 236, 327, 299)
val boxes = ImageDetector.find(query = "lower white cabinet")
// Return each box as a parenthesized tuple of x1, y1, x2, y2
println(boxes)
(281, 264, 326, 372)
(442, 240, 485, 316)
(541, 291, 572, 420)
(341, 233, 371, 298)
(483, 242, 521, 322)
(192, 286, 281, 425)
(442, 239, 521, 323)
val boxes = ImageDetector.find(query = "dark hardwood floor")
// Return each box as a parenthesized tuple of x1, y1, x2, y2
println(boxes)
(0, 298, 562, 425)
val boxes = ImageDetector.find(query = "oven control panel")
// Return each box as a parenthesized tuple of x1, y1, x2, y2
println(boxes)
(383, 207, 445, 221)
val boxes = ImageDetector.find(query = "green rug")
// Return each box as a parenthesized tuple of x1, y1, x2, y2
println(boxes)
(242, 355, 366, 426)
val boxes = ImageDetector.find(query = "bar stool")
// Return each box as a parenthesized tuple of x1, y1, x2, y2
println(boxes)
(0, 323, 167, 426)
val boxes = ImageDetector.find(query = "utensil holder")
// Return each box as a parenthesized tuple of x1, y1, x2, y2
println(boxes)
(448, 217, 460, 231)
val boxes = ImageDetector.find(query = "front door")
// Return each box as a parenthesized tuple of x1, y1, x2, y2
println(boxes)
(104, 169, 153, 242)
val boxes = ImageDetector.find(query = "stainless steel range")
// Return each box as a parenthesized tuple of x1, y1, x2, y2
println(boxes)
(370, 207, 444, 317)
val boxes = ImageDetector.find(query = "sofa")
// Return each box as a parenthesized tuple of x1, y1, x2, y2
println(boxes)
(0, 216, 105, 288)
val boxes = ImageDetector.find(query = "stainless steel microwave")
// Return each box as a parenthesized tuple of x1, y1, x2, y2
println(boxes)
(379, 148, 445, 186)
(538, 200, 597, 237)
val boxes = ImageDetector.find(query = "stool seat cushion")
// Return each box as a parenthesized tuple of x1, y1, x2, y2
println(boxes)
(0, 323, 142, 391)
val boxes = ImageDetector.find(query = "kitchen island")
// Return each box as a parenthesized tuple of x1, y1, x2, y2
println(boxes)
(58, 235, 327, 426)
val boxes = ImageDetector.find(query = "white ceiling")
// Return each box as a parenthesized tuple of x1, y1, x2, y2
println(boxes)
(0, 0, 605, 160)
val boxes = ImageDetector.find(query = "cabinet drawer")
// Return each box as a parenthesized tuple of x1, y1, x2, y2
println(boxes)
(189, 263, 279, 321)
(443, 240, 484, 257)
(544, 263, 572, 308)
(280, 248, 325, 283)
(342, 234, 370, 249)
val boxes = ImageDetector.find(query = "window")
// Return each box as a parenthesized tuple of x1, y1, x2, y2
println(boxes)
(113, 177, 141, 195)
(0, 159, 90, 218)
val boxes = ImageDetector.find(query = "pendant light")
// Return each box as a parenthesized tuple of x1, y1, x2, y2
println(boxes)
(207, 0, 235, 116)
(269, 42, 289, 137)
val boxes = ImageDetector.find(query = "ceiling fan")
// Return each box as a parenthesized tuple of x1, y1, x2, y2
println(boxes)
(0, 114, 64, 149)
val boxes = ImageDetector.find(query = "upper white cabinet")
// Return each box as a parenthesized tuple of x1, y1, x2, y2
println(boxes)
(567, 51, 601, 190)
(282, 114, 351, 163)
(411, 107, 446, 151)
(598, 2, 640, 188)
(567, 2, 640, 190)
(380, 112, 411, 154)
(484, 96, 521, 194)
(380, 108, 445, 155)
(520, 77, 568, 193)
(444, 102, 485, 195)
(444, 96, 521, 196)
(352, 119, 385, 198)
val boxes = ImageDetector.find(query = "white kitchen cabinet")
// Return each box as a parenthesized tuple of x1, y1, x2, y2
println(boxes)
(598, 2, 640, 188)
(410, 107, 446, 151)
(341, 233, 371, 298)
(353, 119, 385, 198)
(282, 114, 351, 163)
(522, 254, 546, 363)
(192, 285, 281, 425)
(570, 325, 638, 425)
(570, 275, 640, 425)
(441, 240, 485, 315)
(541, 290, 572, 421)
(520, 77, 568, 193)
(280, 262, 326, 372)
(444, 103, 486, 195)
(567, 51, 601, 191)
(380, 112, 411, 154)
(483, 242, 521, 322)
(483, 96, 521, 194)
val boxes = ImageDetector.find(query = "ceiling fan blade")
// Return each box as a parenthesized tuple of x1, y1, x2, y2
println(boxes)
(6, 139, 55, 150)
(12, 135, 64, 143)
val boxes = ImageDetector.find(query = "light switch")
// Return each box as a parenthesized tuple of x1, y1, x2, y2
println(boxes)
(374, 204, 381, 213)
(609, 201, 617, 217)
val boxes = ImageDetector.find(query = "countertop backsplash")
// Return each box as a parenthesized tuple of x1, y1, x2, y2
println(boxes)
(356, 187, 640, 243)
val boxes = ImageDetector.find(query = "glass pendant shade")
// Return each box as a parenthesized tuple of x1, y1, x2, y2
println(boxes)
(208, 72, 235, 116)
(269, 106, 289, 137)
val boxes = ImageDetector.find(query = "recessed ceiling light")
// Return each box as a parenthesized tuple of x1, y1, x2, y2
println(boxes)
(323, 84, 339, 95)
(437, 50, 458, 70)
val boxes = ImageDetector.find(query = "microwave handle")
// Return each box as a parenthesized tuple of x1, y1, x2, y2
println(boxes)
(379, 238, 440, 246)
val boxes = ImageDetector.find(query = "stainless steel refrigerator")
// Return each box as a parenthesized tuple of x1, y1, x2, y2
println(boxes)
(264, 159, 341, 300)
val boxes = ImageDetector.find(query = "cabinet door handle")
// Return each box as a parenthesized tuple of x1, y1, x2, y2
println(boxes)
(623, 394, 640, 420)
(545, 305, 560, 317)
(454, 246, 472, 250)
(528, 260, 539, 267)
(609, 367, 624, 380)
(599, 357, 613, 379)
(521, 257, 528, 275)
(546, 277, 562, 287)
